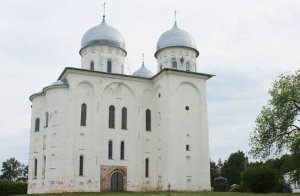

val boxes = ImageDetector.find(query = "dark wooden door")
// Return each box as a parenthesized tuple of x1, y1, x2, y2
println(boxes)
(111, 172, 124, 191)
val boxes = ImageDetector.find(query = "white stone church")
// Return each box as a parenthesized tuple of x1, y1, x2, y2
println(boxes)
(27, 11, 213, 193)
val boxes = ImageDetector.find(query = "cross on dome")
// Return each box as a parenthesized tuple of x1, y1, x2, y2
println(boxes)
(102, 2, 106, 20)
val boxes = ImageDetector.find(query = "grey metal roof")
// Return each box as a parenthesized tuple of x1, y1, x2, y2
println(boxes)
(29, 79, 69, 101)
(132, 63, 154, 78)
(80, 17, 126, 54)
(49, 79, 68, 86)
(155, 22, 199, 57)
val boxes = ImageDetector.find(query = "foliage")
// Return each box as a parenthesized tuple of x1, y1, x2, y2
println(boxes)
(221, 151, 248, 186)
(241, 165, 278, 193)
(265, 154, 294, 175)
(229, 184, 241, 192)
(210, 160, 222, 186)
(250, 70, 300, 159)
(0, 180, 27, 195)
(275, 179, 292, 193)
(0, 158, 28, 182)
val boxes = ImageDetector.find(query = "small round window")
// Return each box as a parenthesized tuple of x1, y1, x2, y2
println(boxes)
(185, 106, 190, 111)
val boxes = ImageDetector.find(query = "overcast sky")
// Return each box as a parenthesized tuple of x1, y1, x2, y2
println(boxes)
(0, 0, 299, 166)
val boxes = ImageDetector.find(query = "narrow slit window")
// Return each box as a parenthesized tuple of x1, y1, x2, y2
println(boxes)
(90, 61, 94, 71)
(186, 145, 190, 151)
(145, 158, 149, 177)
(107, 60, 112, 73)
(80, 103, 87, 126)
(42, 156, 46, 179)
(108, 140, 113, 159)
(120, 141, 125, 160)
(146, 109, 151, 131)
(186, 62, 190, 71)
(35, 118, 40, 132)
(109, 105, 115, 128)
(121, 107, 127, 129)
(79, 155, 84, 176)
(45, 112, 49, 128)
(172, 60, 177, 69)
(34, 158, 38, 179)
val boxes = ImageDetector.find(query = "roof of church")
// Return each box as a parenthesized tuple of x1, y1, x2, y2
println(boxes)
(80, 17, 126, 54)
(58, 67, 214, 81)
(155, 22, 199, 57)
(29, 68, 214, 101)
(29, 79, 69, 101)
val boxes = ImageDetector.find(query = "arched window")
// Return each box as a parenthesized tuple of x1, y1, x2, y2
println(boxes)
(186, 62, 190, 71)
(34, 158, 38, 179)
(42, 156, 46, 179)
(107, 60, 112, 73)
(120, 141, 125, 160)
(90, 61, 94, 71)
(172, 60, 177, 69)
(146, 109, 151, 131)
(108, 140, 113, 160)
(145, 158, 149, 177)
(80, 103, 87, 126)
(79, 155, 84, 176)
(109, 105, 115, 128)
(121, 107, 127, 129)
(45, 112, 49, 128)
(35, 118, 40, 132)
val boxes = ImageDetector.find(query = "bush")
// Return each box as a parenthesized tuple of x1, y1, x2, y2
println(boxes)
(240, 165, 278, 193)
(0, 180, 27, 195)
(229, 184, 241, 192)
(275, 179, 292, 193)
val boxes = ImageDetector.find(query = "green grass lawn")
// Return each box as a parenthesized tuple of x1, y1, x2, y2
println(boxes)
(25, 192, 300, 196)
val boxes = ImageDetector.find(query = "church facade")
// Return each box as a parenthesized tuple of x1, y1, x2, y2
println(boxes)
(27, 13, 213, 193)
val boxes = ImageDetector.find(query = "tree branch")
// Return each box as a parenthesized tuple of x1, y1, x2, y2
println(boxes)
(289, 124, 300, 132)
(291, 99, 300, 112)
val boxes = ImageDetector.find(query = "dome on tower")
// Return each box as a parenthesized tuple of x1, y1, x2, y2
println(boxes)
(132, 63, 154, 78)
(155, 22, 199, 57)
(80, 17, 126, 54)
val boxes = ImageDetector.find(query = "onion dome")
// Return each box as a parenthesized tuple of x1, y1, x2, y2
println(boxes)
(132, 62, 154, 78)
(80, 17, 126, 55)
(155, 22, 199, 57)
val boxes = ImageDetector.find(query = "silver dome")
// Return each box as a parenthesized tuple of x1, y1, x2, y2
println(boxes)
(132, 63, 154, 78)
(80, 17, 126, 54)
(155, 22, 199, 57)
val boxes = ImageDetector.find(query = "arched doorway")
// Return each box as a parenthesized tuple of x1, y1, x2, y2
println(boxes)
(110, 172, 124, 191)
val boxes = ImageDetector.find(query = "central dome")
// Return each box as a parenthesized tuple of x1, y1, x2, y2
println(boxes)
(80, 17, 126, 54)
(155, 22, 199, 57)
(132, 62, 154, 78)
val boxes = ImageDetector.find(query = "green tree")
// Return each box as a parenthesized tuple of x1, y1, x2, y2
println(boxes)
(221, 151, 248, 186)
(240, 165, 279, 193)
(0, 158, 27, 182)
(210, 160, 221, 186)
(250, 70, 300, 159)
